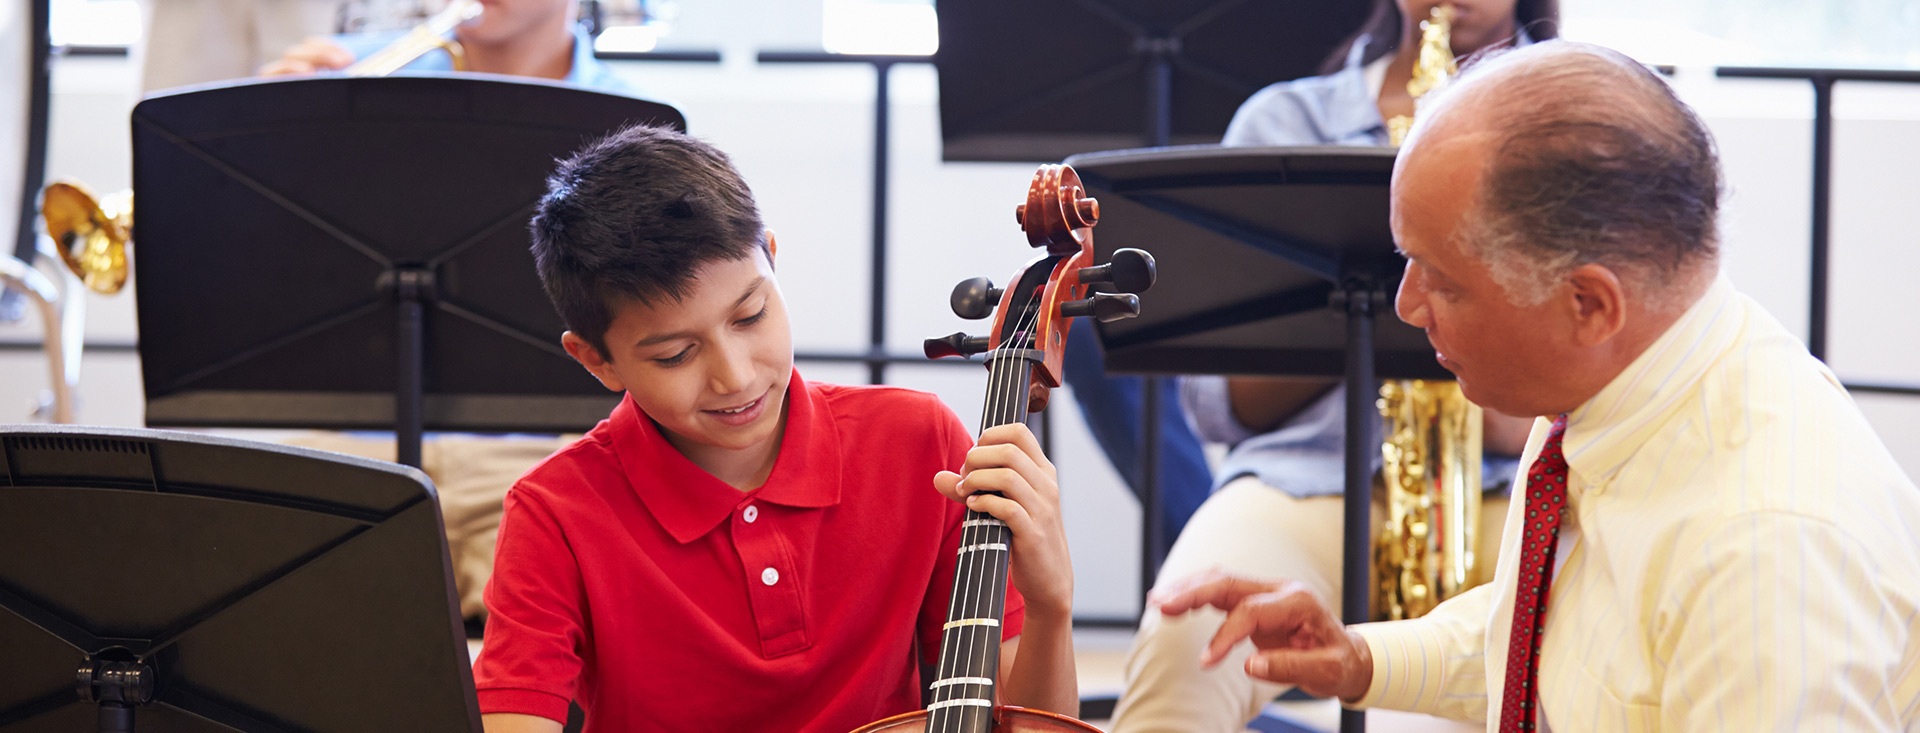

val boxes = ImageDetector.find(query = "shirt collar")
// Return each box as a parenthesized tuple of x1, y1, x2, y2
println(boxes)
(1560, 275, 1741, 490)
(612, 368, 843, 544)
(1321, 34, 1391, 143)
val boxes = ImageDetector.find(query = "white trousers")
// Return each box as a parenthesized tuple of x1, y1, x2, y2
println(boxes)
(1110, 476, 1511, 732)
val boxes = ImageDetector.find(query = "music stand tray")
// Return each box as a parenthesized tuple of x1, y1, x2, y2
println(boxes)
(1067, 145, 1444, 379)
(130, 75, 685, 465)
(933, 1, 1372, 161)
(1066, 145, 1432, 733)
(0, 425, 479, 732)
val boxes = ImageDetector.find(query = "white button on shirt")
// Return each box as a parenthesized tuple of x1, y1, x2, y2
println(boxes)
(761, 567, 779, 586)
(743, 504, 759, 523)
(1352, 276, 1920, 730)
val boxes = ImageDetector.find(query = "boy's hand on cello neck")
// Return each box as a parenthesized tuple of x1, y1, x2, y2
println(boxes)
(933, 423, 1073, 616)
(933, 422, 1079, 715)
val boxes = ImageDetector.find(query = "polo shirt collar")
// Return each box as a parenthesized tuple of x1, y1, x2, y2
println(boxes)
(1561, 275, 1741, 490)
(612, 368, 843, 544)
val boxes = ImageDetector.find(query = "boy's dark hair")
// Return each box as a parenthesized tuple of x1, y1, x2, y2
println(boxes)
(530, 124, 767, 360)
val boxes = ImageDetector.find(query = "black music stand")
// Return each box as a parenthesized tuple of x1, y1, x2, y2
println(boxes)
(933, 0, 1369, 162)
(1068, 145, 1431, 733)
(130, 75, 685, 467)
(0, 425, 479, 733)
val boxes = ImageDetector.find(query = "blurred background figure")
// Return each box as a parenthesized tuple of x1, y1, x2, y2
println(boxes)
(135, 0, 344, 92)
(258, 0, 630, 91)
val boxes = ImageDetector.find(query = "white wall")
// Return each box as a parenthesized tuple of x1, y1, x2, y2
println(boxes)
(4, 50, 1918, 619)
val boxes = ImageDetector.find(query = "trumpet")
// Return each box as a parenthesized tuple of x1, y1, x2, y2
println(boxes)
(344, 0, 484, 76)
(0, 180, 129, 423)
(11, 1, 492, 422)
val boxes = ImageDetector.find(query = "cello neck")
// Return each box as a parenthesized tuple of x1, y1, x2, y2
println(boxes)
(924, 336, 1041, 733)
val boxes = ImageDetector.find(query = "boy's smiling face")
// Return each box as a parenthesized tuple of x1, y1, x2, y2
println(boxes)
(563, 247, 794, 468)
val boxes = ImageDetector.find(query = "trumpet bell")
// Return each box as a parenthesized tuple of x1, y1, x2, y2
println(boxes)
(41, 181, 131, 295)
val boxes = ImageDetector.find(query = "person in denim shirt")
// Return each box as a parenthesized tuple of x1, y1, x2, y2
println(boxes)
(1111, 1, 1556, 730)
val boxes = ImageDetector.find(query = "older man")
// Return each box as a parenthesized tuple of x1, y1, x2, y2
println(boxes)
(1154, 41, 1920, 730)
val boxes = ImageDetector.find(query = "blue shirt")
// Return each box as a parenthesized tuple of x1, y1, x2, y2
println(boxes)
(334, 23, 636, 95)
(1190, 33, 1526, 498)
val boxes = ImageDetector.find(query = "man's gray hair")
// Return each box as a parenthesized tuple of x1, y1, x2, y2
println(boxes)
(1429, 41, 1721, 306)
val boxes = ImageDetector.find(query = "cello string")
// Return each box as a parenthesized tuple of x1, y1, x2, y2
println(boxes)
(942, 293, 1041, 733)
(930, 287, 1028, 725)
(958, 299, 1041, 732)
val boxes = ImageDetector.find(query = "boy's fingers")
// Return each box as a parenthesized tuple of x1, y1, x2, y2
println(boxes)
(954, 467, 1029, 506)
(933, 470, 964, 502)
(961, 493, 1032, 535)
(960, 443, 1053, 503)
(977, 423, 1053, 474)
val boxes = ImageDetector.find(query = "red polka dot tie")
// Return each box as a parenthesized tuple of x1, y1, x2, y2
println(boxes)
(1498, 415, 1569, 733)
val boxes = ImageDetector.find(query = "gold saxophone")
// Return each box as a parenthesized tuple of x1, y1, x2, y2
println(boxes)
(1386, 4, 1456, 147)
(1374, 4, 1487, 621)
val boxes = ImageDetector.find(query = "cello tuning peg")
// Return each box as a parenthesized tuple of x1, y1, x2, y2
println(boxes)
(1076, 248, 1156, 293)
(950, 276, 1002, 320)
(925, 332, 992, 360)
(1060, 292, 1140, 323)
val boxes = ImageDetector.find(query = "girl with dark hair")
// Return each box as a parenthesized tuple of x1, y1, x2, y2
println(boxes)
(1225, 0, 1558, 147)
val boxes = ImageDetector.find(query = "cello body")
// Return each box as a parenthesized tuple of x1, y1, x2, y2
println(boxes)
(854, 706, 1101, 732)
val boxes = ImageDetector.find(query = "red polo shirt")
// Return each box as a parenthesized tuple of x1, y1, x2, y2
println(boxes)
(473, 369, 1025, 731)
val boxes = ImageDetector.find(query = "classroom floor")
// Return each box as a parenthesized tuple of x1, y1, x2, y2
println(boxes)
(467, 628, 1479, 732)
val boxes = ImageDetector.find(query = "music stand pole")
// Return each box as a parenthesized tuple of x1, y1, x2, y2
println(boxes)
(1338, 280, 1382, 733)
(390, 268, 431, 468)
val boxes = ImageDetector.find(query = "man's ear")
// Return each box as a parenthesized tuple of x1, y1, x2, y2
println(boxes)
(562, 331, 626, 392)
(765, 229, 778, 265)
(1565, 263, 1627, 348)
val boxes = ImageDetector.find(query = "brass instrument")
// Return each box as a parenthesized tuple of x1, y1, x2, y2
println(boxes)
(0, 180, 130, 423)
(344, 0, 483, 76)
(1386, 4, 1457, 147)
(12, 1, 487, 422)
(1374, 5, 1486, 621)
(1375, 380, 1484, 619)
(42, 181, 130, 294)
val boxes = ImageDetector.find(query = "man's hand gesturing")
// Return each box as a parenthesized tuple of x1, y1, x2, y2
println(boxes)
(1149, 570, 1374, 703)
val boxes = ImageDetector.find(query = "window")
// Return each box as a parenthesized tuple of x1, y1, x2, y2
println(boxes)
(1560, 0, 1920, 68)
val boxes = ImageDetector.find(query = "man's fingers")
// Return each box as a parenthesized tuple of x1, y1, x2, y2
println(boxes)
(1245, 646, 1349, 690)
(1151, 571, 1279, 617)
(1200, 582, 1330, 667)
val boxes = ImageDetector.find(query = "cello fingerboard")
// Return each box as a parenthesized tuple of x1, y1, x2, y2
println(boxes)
(925, 344, 1036, 733)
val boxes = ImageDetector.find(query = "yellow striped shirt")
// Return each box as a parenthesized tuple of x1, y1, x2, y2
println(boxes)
(1353, 276, 1920, 730)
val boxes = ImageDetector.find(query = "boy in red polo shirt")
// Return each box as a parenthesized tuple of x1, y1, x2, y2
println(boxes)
(472, 125, 1079, 732)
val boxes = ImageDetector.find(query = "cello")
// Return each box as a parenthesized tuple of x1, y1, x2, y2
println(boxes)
(854, 164, 1155, 732)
